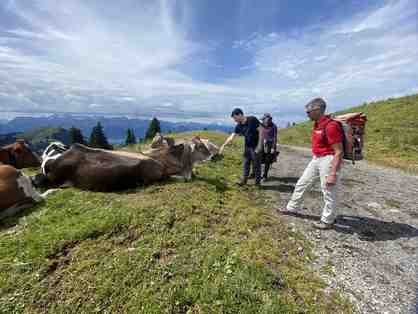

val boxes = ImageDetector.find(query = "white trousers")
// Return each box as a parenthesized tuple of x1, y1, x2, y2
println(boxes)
(286, 155, 342, 224)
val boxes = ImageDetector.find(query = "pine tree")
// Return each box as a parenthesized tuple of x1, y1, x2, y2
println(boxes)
(89, 122, 112, 149)
(130, 129, 137, 144)
(69, 126, 86, 145)
(125, 128, 136, 145)
(125, 129, 132, 145)
(145, 117, 161, 140)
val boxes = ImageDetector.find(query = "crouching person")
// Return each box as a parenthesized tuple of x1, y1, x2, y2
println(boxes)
(279, 98, 344, 230)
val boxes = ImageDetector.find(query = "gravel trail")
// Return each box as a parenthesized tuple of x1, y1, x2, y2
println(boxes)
(263, 145, 418, 314)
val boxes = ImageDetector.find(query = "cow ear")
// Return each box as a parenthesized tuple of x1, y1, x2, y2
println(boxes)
(192, 136, 201, 143)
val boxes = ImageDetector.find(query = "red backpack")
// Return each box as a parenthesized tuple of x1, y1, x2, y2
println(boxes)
(324, 113, 367, 164)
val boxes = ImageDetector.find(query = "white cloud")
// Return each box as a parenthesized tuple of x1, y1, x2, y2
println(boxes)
(88, 103, 102, 109)
(224, 0, 418, 116)
(335, 0, 413, 34)
(0, 0, 416, 123)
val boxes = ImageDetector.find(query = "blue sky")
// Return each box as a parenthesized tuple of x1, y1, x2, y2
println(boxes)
(0, 0, 417, 123)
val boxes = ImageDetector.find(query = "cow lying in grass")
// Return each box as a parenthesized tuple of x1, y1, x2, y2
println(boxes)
(0, 140, 41, 169)
(0, 165, 54, 218)
(0, 142, 46, 218)
(145, 134, 219, 180)
(33, 136, 219, 191)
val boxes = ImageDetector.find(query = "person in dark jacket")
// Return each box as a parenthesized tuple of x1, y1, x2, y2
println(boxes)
(259, 113, 278, 181)
(219, 108, 263, 186)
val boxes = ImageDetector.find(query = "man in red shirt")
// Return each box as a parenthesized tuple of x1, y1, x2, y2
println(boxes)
(279, 98, 344, 229)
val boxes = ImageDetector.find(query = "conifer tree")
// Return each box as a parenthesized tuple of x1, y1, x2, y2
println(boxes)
(145, 117, 161, 140)
(69, 126, 86, 145)
(89, 122, 111, 149)
(125, 128, 137, 145)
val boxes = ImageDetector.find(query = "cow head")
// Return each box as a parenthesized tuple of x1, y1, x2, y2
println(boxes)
(41, 142, 69, 175)
(190, 136, 219, 163)
(0, 140, 41, 169)
(151, 133, 175, 148)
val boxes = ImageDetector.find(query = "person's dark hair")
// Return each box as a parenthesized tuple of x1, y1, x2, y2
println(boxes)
(231, 108, 244, 117)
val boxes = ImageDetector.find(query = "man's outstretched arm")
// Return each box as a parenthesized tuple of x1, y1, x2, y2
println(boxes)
(219, 133, 237, 154)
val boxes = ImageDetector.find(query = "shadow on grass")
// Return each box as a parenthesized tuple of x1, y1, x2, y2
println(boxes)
(261, 176, 301, 193)
(267, 176, 299, 184)
(262, 184, 295, 193)
(280, 211, 418, 242)
(0, 202, 42, 232)
(195, 176, 229, 192)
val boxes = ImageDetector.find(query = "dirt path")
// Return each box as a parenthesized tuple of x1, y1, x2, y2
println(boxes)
(263, 145, 418, 314)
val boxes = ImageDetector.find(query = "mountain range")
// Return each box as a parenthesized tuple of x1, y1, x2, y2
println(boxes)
(0, 114, 232, 144)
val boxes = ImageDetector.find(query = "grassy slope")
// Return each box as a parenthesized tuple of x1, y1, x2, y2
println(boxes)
(0, 131, 351, 313)
(279, 94, 418, 173)
(20, 127, 70, 144)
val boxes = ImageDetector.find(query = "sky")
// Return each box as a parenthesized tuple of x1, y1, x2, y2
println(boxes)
(0, 0, 417, 124)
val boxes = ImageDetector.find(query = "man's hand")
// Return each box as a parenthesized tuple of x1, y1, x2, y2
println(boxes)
(219, 133, 236, 155)
(326, 174, 337, 187)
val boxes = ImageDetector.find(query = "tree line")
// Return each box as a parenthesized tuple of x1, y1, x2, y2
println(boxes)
(69, 117, 161, 149)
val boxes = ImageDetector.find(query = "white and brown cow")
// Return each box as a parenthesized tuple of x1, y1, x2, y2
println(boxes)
(34, 137, 219, 191)
(145, 134, 219, 180)
(0, 165, 52, 218)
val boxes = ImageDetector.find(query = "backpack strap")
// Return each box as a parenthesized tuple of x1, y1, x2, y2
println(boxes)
(321, 119, 344, 146)
(321, 119, 333, 145)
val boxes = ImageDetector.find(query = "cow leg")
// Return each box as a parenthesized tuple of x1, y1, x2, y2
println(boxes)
(16, 173, 43, 203)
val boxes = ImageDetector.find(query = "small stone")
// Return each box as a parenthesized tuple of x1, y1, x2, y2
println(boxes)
(367, 202, 382, 210)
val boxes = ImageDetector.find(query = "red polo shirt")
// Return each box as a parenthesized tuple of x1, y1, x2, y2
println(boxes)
(312, 116, 343, 157)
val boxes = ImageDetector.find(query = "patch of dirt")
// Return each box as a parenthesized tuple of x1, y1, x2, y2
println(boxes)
(263, 145, 418, 314)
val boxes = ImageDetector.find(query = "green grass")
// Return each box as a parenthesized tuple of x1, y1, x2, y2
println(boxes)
(279, 94, 418, 173)
(0, 131, 352, 313)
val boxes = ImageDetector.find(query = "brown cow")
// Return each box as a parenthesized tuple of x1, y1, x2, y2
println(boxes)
(0, 165, 52, 218)
(35, 143, 165, 191)
(0, 140, 41, 169)
(34, 137, 219, 191)
(145, 135, 219, 180)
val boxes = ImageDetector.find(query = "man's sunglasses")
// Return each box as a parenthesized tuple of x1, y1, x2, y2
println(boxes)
(306, 108, 320, 114)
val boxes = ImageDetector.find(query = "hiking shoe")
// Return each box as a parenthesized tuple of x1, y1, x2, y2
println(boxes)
(312, 221, 334, 230)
